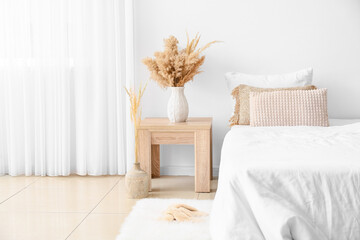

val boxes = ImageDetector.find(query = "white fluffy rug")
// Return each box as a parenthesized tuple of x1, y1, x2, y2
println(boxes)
(117, 198, 213, 240)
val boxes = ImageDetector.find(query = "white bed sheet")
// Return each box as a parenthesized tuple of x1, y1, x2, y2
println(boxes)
(210, 119, 360, 240)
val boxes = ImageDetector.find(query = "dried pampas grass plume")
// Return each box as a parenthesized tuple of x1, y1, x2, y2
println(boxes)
(142, 33, 219, 88)
(125, 82, 147, 163)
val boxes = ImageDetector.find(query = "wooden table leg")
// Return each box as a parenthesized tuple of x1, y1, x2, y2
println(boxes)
(195, 129, 211, 193)
(210, 127, 213, 180)
(139, 129, 152, 190)
(151, 145, 160, 178)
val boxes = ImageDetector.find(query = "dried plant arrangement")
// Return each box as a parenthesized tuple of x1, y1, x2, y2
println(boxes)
(125, 82, 147, 163)
(142, 33, 218, 88)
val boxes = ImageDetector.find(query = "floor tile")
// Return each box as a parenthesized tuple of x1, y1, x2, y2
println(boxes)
(0, 176, 120, 213)
(148, 190, 198, 199)
(149, 176, 198, 198)
(151, 176, 197, 192)
(0, 176, 38, 203)
(0, 175, 216, 239)
(67, 213, 127, 240)
(93, 178, 137, 214)
(198, 192, 216, 200)
(93, 176, 198, 214)
(0, 212, 86, 240)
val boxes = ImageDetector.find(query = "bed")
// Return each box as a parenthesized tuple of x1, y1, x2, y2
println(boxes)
(210, 119, 360, 240)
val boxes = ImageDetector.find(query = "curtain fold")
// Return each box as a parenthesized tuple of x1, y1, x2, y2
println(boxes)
(0, 0, 127, 176)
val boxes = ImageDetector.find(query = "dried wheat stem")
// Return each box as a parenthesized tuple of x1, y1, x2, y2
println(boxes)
(125, 82, 147, 163)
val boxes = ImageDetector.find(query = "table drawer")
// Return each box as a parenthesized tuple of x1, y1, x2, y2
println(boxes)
(151, 131, 194, 145)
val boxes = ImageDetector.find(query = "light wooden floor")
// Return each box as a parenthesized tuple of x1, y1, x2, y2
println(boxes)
(0, 175, 218, 240)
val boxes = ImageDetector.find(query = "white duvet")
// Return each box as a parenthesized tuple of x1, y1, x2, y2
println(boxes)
(210, 120, 360, 240)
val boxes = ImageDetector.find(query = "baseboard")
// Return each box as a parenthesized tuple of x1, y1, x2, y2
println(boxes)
(160, 166, 219, 177)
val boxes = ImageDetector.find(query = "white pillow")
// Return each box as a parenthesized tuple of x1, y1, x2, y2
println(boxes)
(225, 68, 313, 92)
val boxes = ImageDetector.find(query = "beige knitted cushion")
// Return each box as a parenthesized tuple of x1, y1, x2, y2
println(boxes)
(229, 84, 317, 126)
(249, 89, 329, 127)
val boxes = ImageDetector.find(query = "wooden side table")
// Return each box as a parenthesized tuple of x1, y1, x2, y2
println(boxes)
(138, 117, 212, 193)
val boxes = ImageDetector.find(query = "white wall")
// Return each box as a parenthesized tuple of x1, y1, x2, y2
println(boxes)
(134, 0, 360, 176)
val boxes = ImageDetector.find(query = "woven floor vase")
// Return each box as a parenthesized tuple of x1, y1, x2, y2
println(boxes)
(167, 87, 189, 123)
(125, 163, 149, 199)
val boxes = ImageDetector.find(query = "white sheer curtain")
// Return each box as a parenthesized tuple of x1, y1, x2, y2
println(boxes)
(0, 0, 128, 176)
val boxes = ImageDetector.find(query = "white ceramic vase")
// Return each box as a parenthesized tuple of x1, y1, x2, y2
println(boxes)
(167, 87, 189, 122)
